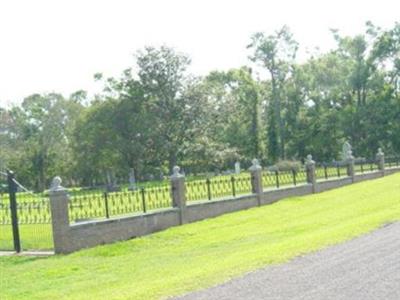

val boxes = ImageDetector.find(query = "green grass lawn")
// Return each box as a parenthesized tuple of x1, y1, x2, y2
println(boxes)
(1, 173, 400, 300)
(0, 224, 53, 250)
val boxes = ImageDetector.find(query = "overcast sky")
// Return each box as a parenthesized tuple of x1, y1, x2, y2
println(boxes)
(0, 0, 399, 106)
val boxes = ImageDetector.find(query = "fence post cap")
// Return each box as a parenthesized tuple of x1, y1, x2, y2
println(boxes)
(171, 166, 184, 179)
(249, 158, 262, 171)
(305, 154, 315, 165)
(377, 148, 384, 157)
(50, 176, 67, 192)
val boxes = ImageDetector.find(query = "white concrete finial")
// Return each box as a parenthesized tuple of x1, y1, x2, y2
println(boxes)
(306, 154, 315, 165)
(171, 165, 184, 178)
(249, 158, 262, 171)
(377, 148, 384, 156)
(50, 176, 66, 192)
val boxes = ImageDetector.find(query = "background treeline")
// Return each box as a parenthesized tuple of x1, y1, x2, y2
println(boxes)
(1, 22, 400, 191)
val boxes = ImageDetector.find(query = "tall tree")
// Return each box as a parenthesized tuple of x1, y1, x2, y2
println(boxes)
(248, 26, 298, 160)
(136, 46, 203, 171)
(202, 67, 263, 160)
(3, 93, 83, 190)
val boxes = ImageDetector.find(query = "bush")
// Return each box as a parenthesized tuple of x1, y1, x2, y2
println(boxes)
(0, 183, 7, 193)
(354, 157, 366, 164)
(267, 160, 302, 172)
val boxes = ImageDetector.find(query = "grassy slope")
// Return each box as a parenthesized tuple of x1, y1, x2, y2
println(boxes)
(1, 173, 400, 300)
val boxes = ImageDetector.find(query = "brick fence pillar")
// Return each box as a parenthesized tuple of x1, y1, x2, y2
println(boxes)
(171, 166, 186, 225)
(305, 154, 316, 193)
(249, 159, 263, 206)
(49, 176, 71, 254)
(376, 148, 385, 176)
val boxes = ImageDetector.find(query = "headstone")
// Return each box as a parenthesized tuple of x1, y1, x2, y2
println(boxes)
(234, 161, 241, 174)
(106, 170, 112, 186)
(128, 168, 136, 190)
(111, 170, 117, 186)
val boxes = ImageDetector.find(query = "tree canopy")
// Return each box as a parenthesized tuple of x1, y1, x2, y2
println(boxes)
(1, 22, 400, 190)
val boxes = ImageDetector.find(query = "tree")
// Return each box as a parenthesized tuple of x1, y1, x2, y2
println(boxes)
(201, 67, 263, 161)
(248, 26, 298, 160)
(136, 46, 204, 172)
(2, 93, 83, 190)
(3, 22, 400, 187)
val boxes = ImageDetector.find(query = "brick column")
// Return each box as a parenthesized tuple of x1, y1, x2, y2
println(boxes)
(171, 166, 186, 225)
(249, 159, 263, 206)
(376, 148, 385, 175)
(305, 154, 316, 193)
(346, 150, 355, 182)
(49, 176, 71, 254)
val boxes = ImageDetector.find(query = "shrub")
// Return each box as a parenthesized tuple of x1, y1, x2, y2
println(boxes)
(267, 160, 302, 172)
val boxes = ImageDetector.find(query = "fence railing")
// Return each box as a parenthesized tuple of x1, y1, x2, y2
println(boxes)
(261, 169, 308, 189)
(66, 174, 253, 221)
(315, 163, 349, 181)
(186, 174, 252, 202)
(1, 156, 392, 229)
(0, 194, 51, 225)
(2, 151, 400, 252)
(385, 156, 400, 168)
(0, 192, 53, 251)
(68, 185, 172, 223)
(354, 158, 379, 174)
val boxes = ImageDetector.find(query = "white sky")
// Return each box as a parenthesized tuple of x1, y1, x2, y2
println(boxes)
(0, 0, 399, 106)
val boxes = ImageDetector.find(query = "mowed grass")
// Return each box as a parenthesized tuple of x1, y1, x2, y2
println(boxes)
(1, 173, 400, 300)
(0, 224, 53, 250)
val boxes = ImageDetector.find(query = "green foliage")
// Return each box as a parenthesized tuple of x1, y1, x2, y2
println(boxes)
(1, 23, 400, 188)
(1, 94, 84, 191)
(201, 67, 263, 161)
(270, 160, 302, 172)
(248, 26, 298, 159)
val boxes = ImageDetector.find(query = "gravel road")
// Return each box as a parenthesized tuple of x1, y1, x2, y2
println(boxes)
(175, 222, 400, 300)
